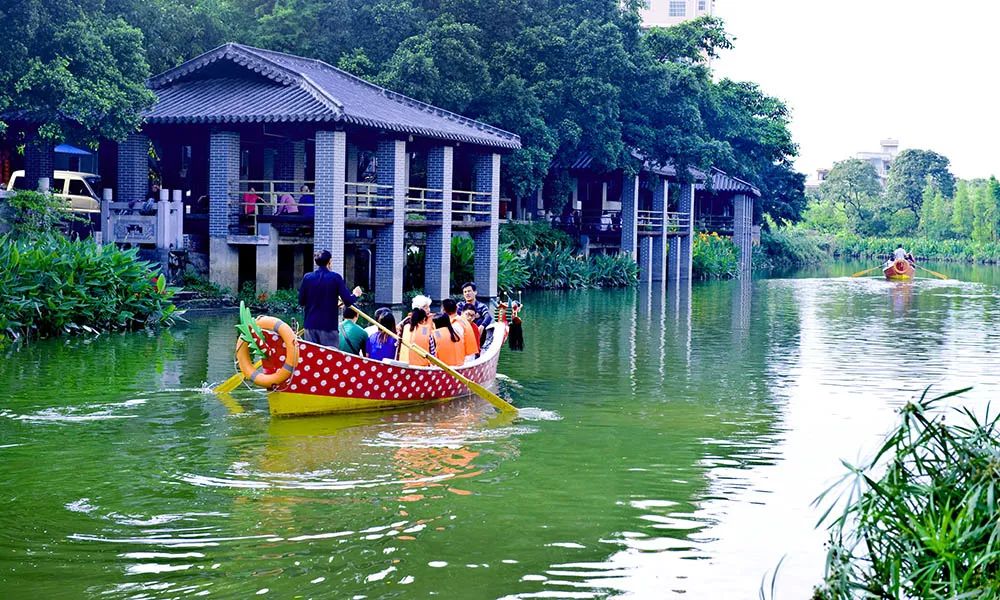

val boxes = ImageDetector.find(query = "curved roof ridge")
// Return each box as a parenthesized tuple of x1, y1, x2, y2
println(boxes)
(235, 45, 344, 116)
(148, 43, 302, 89)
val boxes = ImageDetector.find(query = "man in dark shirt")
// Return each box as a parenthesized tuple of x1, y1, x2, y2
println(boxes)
(298, 250, 362, 348)
(457, 281, 493, 328)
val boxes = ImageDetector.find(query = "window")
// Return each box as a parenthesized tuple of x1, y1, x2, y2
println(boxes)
(669, 0, 686, 17)
(67, 178, 92, 197)
(52, 178, 66, 193)
(698, 0, 707, 10)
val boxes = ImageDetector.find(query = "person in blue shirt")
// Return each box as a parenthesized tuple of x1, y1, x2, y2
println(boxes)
(298, 250, 362, 348)
(365, 307, 399, 361)
(457, 281, 493, 328)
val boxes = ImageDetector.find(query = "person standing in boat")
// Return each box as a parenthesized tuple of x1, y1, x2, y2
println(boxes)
(458, 282, 493, 328)
(298, 249, 362, 349)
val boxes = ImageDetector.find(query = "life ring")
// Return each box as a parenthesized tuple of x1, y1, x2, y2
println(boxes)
(235, 316, 299, 388)
(893, 259, 909, 274)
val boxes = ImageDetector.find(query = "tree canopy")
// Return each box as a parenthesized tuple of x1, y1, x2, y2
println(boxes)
(2, 0, 804, 221)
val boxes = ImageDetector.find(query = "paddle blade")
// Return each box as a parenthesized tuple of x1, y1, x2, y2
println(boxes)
(918, 265, 949, 280)
(851, 266, 881, 277)
(214, 371, 245, 394)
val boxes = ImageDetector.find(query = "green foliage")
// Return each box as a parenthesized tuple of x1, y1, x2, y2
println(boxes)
(971, 177, 1000, 244)
(522, 247, 637, 289)
(235, 301, 267, 363)
(497, 244, 528, 295)
(0, 233, 178, 344)
(4, 190, 86, 239)
(884, 149, 956, 225)
(918, 179, 951, 240)
(754, 222, 830, 270)
(499, 221, 574, 252)
(819, 159, 883, 235)
(180, 268, 230, 298)
(829, 233, 1000, 264)
(692, 232, 739, 279)
(450, 236, 475, 292)
(0, 0, 155, 143)
(815, 388, 1000, 599)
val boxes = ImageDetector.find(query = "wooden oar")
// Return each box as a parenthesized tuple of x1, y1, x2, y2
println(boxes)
(353, 306, 518, 414)
(851, 265, 883, 277)
(916, 264, 949, 280)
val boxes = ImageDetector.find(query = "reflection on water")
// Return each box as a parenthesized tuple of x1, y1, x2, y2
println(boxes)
(3, 267, 1000, 598)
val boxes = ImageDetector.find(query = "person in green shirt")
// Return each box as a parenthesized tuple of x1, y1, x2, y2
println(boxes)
(339, 305, 369, 356)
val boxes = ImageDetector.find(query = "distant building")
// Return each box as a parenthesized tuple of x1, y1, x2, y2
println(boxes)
(641, 0, 715, 28)
(856, 139, 899, 182)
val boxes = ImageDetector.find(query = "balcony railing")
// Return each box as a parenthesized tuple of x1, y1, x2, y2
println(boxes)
(696, 215, 734, 233)
(345, 182, 394, 219)
(405, 186, 445, 219)
(452, 189, 492, 222)
(229, 179, 315, 235)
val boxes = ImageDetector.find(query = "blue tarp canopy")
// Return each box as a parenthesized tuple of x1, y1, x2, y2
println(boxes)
(54, 143, 91, 156)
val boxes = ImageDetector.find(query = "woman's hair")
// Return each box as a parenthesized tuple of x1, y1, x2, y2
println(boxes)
(433, 313, 461, 343)
(411, 295, 432, 310)
(374, 308, 395, 344)
(409, 308, 427, 333)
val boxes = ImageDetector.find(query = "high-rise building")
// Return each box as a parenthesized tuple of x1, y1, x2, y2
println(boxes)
(641, 0, 715, 28)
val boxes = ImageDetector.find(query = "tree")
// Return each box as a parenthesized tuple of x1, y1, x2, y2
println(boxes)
(971, 177, 1000, 244)
(0, 0, 155, 144)
(820, 159, 882, 235)
(884, 149, 956, 228)
(951, 180, 973, 238)
(918, 179, 951, 240)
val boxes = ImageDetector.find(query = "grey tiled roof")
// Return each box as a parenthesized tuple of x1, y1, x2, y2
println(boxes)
(699, 168, 761, 197)
(145, 44, 520, 150)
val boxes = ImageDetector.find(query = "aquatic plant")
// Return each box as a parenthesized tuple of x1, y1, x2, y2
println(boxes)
(0, 233, 178, 345)
(814, 388, 1000, 599)
(692, 231, 739, 279)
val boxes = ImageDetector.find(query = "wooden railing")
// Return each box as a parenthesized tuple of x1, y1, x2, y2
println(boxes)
(405, 186, 446, 217)
(229, 179, 315, 234)
(452, 189, 492, 221)
(696, 215, 734, 233)
(345, 181, 393, 214)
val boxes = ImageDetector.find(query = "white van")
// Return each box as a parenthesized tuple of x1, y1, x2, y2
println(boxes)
(7, 170, 103, 213)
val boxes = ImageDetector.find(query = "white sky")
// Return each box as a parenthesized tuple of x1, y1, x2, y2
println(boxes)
(711, 0, 1000, 181)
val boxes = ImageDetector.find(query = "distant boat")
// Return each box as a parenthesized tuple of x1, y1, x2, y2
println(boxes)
(883, 259, 915, 281)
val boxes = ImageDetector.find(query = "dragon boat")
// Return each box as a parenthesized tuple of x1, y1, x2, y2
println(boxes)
(233, 312, 509, 417)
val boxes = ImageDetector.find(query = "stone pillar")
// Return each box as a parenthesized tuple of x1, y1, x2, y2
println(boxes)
(292, 246, 306, 289)
(638, 237, 652, 284)
(424, 145, 453, 301)
(314, 130, 347, 275)
(651, 176, 668, 282)
(117, 133, 149, 203)
(24, 135, 55, 192)
(256, 226, 280, 293)
(375, 138, 406, 305)
(733, 193, 753, 276)
(620, 173, 639, 259)
(669, 182, 695, 281)
(208, 130, 240, 291)
(472, 152, 500, 299)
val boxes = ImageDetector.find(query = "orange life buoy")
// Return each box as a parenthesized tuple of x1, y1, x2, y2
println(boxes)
(235, 316, 299, 388)
(893, 259, 908, 274)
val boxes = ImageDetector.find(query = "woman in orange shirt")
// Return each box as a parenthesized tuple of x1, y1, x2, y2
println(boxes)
(432, 313, 464, 366)
(406, 308, 435, 367)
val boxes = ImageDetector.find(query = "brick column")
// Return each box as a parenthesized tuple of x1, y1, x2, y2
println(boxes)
(651, 176, 668, 282)
(424, 145, 453, 301)
(472, 152, 500, 299)
(256, 226, 280, 293)
(24, 135, 54, 191)
(314, 130, 347, 275)
(117, 133, 149, 203)
(208, 131, 240, 291)
(375, 138, 406, 305)
(733, 193, 753, 276)
(274, 139, 295, 192)
(669, 182, 695, 282)
(293, 141, 306, 182)
(620, 173, 639, 259)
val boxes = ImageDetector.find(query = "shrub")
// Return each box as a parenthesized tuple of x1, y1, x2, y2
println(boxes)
(497, 244, 529, 294)
(815, 388, 1000, 599)
(180, 268, 230, 298)
(500, 221, 573, 252)
(587, 252, 638, 287)
(692, 232, 739, 279)
(4, 190, 86, 239)
(755, 226, 830, 271)
(0, 234, 178, 345)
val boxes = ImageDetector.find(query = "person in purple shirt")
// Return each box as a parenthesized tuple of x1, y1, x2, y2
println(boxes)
(365, 307, 399, 361)
(298, 250, 362, 348)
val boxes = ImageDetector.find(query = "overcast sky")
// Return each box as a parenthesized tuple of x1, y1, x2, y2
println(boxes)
(711, 0, 999, 181)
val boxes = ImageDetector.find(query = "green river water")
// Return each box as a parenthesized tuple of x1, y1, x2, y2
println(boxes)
(3, 262, 1000, 599)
